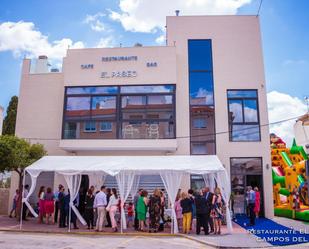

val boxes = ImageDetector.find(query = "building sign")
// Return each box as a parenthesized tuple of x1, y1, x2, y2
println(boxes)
(81, 64, 94, 69)
(146, 62, 157, 67)
(101, 71, 137, 78)
(102, 56, 138, 62)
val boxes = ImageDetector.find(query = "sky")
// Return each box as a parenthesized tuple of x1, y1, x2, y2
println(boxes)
(0, 0, 308, 145)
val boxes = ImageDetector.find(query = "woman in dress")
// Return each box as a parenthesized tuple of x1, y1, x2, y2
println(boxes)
(38, 186, 45, 223)
(44, 187, 55, 224)
(174, 192, 183, 229)
(84, 188, 95, 229)
(136, 190, 148, 231)
(211, 187, 223, 235)
(254, 187, 260, 218)
(106, 188, 119, 232)
(148, 188, 162, 233)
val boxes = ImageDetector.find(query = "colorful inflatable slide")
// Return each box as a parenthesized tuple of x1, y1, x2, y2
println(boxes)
(271, 134, 309, 221)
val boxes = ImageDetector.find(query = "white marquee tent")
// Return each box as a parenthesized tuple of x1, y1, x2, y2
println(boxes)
(22, 155, 233, 233)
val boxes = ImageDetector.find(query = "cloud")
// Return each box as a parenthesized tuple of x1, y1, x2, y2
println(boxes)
(0, 21, 84, 61)
(155, 35, 165, 44)
(83, 12, 106, 32)
(267, 91, 307, 146)
(189, 88, 214, 105)
(109, 0, 252, 33)
(282, 59, 308, 66)
(96, 36, 115, 48)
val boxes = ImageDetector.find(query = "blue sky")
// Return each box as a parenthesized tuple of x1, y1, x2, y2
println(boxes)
(0, 0, 308, 143)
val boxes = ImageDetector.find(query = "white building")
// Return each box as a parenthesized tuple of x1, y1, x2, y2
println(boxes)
(10, 15, 273, 218)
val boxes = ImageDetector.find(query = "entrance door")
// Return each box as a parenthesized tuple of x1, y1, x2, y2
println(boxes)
(230, 157, 264, 217)
(246, 175, 264, 217)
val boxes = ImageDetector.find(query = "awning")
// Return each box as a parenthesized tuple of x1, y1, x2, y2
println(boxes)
(25, 155, 226, 176)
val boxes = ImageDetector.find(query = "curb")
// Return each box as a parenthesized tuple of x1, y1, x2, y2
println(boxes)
(0, 228, 180, 237)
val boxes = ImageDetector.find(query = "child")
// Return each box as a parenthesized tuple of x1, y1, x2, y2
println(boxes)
(127, 202, 134, 227)
(9, 189, 19, 218)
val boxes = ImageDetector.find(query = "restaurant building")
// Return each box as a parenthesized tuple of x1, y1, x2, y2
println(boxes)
(10, 15, 273, 218)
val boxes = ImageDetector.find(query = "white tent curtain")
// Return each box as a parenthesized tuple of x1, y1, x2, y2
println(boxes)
(203, 173, 216, 192)
(88, 172, 106, 192)
(215, 171, 233, 233)
(22, 172, 40, 218)
(160, 170, 184, 234)
(115, 170, 136, 232)
(129, 175, 140, 199)
(62, 174, 87, 230)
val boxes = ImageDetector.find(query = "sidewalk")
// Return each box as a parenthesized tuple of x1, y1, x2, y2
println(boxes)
(2, 215, 309, 248)
(0, 215, 271, 248)
(185, 222, 271, 248)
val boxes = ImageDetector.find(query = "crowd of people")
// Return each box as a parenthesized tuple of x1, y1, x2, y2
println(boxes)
(175, 187, 225, 235)
(12, 184, 229, 235)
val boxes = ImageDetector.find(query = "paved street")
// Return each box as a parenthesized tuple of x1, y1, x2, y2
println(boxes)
(0, 231, 210, 249)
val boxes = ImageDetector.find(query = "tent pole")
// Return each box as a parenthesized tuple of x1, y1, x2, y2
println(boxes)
(120, 200, 123, 234)
(68, 204, 71, 232)
(19, 170, 26, 230)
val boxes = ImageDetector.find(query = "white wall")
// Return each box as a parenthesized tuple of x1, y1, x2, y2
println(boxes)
(167, 15, 273, 218)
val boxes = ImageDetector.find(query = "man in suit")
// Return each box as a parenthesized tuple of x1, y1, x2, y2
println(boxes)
(248, 186, 256, 226)
(203, 187, 214, 233)
(195, 190, 210, 235)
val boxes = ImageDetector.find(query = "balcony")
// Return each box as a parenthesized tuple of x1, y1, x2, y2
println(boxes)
(59, 138, 178, 152)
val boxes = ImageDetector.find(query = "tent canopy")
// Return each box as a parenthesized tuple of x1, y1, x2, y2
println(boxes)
(25, 155, 226, 176)
(22, 155, 233, 234)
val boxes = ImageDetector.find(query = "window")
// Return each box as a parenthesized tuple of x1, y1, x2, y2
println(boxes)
(193, 118, 207, 128)
(120, 85, 174, 93)
(92, 96, 116, 119)
(191, 143, 207, 154)
(188, 39, 216, 155)
(63, 84, 176, 139)
(191, 142, 215, 155)
(188, 40, 213, 71)
(122, 96, 146, 108)
(65, 97, 91, 120)
(189, 72, 214, 105)
(84, 121, 96, 132)
(67, 86, 118, 95)
(227, 90, 260, 142)
(100, 122, 112, 131)
(190, 175, 205, 190)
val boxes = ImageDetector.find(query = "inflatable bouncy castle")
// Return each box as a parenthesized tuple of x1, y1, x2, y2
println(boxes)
(271, 133, 309, 221)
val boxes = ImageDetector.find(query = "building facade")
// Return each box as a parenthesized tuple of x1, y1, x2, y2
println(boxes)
(10, 15, 273, 218)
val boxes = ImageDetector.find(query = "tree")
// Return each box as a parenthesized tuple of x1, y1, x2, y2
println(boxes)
(2, 96, 18, 135)
(0, 135, 46, 217)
